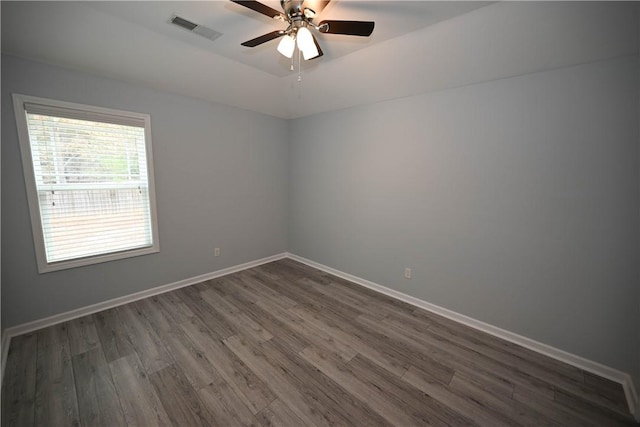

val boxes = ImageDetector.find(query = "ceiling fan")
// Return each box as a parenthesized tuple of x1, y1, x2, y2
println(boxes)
(230, 0, 375, 61)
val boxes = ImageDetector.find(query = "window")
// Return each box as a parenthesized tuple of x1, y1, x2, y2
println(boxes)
(13, 94, 160, 273)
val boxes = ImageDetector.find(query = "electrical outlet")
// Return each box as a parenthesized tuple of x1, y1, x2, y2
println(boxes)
(404, 268, 412, 279)
(214, 247, 220, 257)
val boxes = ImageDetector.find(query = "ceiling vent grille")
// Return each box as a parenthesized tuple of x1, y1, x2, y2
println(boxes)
(170, 15, 222, 42)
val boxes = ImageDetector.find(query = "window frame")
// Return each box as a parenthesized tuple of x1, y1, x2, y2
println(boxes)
(13, 93, 160, 273)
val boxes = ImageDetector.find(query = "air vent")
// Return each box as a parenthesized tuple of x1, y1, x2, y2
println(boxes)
(170, 15, 197, 31)
(169, 14, 222, 42)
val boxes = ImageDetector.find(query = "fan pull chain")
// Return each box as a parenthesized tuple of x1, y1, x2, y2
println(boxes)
(297, 46, 303, 98)
(297, 47, 302, 82)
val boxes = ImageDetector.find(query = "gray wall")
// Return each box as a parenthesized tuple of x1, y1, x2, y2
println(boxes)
(1, 54, 289, 328)
(2, 49, 639, 386)
(289, 56, 640, 383)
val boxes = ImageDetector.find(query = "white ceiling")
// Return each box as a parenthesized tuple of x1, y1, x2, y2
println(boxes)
(87, 1, 489, 78)
(2, 1, 638, 119)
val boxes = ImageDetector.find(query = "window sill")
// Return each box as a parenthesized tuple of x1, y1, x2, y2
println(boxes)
(37, 244, 160, 274)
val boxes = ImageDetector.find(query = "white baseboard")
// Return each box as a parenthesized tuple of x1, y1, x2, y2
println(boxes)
(286, 253, 640, 421)
(0, 252, 288, 385)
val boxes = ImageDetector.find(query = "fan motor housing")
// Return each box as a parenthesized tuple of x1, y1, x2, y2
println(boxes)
(281, 0, 306, 21)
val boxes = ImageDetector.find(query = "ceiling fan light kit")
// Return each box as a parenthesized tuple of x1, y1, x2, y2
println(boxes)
(231, 0, 374, 64)
(277, 34, 296, 58)
(296, 27, 319, 60)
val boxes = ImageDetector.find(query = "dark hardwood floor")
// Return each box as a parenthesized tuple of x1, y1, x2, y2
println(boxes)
(2, 259, 636, 426)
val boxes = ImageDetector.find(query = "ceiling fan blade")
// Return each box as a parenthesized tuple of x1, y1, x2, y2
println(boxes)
(309, 34, 324, 60)
(241, 30, 284, 47)
(230, 0, 285, 20)
(318, 20, 375, 36)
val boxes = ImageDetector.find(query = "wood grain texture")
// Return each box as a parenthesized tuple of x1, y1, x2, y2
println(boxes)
(2, 333, 37, 427)
(224, 334, 328, 427)
(448, 372, 560, 426)
(179, 316, 276, 414)
(72, 347, 126, 426)
(34, 323, 80, 427)
(66, 317, 100, 356)
(256, 398, 306, 427)
(149, 364, 215, 426)
(3, 259, 636, 426)
(93, 308, 135, 363)
(155, 291, 196, 324)
(200, 287, 273, 343)
(209, 284, 309, 354)
(109, 353, 171, 426)
(117, 304, 173, 374)
(402, 365, 510, 427)
(178, 285, 237, 340)
(196, 379, 262, 427)
(299, 345, 425, 427)
(263, 337, 391, 427)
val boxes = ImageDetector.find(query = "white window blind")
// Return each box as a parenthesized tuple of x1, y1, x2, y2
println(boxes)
(14, 94, 159, 272)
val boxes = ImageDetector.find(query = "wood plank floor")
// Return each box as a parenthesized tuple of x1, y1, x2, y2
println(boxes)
(2, 259, 637, 426)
